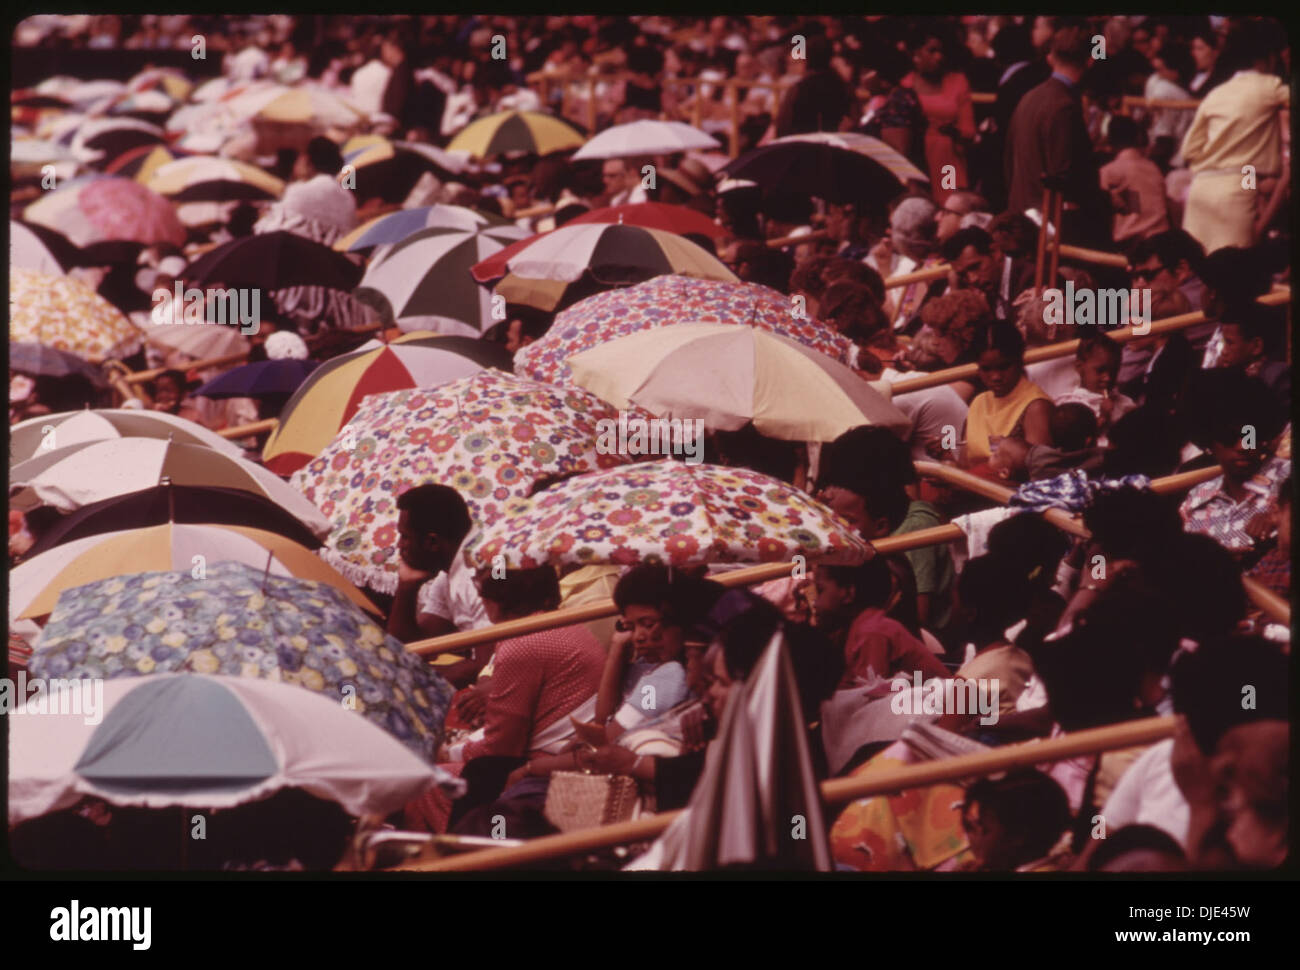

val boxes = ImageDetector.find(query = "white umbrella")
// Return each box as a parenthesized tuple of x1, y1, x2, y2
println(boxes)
(10, 220, 66, 275)
(10, 438, 330, 538)
(8, 674, 462, 826)
(9, 409, 247, 465)
(572, 120, 720, 160)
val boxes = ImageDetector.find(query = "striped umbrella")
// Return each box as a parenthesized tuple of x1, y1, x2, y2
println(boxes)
(11, 522, 378, 622)
(67, 117, 166, 163)
(104, 88, 176, 120)
(515, 275, 853, 386)
(146, 156, 285, 202)
(126, 67, 193, 102)
(11, 137, 79, 178)
(10, 438, 329, 538)
(470, 202, 725, 283)
(10, 409, 246, 466)
(447, 110, 585, 159)
(494, 222, 738, 312)
(9, 268, 141, 362)
(334, 204, 511, 253)
(103, 143, 192, 184)
(261, 334, 514, 475)
(572, 119, 719, 160)
(340, 138, 475, 203)
(221, 82, 365, 127)
(23, 175, 185, 248)
(10, 221, 67, 275)
(354, 224, 530, 337)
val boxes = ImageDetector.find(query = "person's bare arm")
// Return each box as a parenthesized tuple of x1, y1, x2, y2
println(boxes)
(1021, 398, 1052, 447)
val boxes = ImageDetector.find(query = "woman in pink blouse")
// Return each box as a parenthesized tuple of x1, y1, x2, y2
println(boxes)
(900, 26, 976, 205)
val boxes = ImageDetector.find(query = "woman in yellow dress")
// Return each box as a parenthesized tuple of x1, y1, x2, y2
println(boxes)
(1181, 20, 1289, 255)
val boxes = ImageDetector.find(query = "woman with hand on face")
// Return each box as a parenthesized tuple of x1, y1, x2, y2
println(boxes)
(955, 322, 1051, 475)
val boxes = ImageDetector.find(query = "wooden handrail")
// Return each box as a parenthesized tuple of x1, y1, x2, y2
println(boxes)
(402, 713, 1174, 871)
(766, 228, 829, 249)
(891, 288, 1292, 395)
(216, 418, 279, 439)
(126, 350, 252, 384)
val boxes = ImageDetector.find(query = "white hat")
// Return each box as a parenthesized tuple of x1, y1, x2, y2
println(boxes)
(265, 330, 308, 360)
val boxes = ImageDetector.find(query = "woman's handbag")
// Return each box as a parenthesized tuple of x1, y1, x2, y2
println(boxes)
(543, 771, 640, 833)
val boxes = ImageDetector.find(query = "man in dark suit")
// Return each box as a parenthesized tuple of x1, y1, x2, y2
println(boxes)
(1004, 20, 1111, 249)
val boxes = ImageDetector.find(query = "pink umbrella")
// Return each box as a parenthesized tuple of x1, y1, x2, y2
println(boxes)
(76, 177, 185, 247)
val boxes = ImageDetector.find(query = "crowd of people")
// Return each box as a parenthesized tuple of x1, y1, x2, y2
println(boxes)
(9, 14, 1290, 872)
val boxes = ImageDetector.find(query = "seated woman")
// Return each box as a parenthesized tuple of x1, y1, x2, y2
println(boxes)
(412, 566, 604, 833)
(959, 323, 1051, 476)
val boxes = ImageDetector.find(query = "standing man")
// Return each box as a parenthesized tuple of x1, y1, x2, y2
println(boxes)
(1004, 19, 1109, 248)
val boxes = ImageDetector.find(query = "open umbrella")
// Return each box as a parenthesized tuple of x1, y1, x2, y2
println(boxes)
(11, 219, 82, 271)
(181, 231, 363, 292)
(221, 82, 366, 128)
(340, 138, 475, 203)
(146, 157, 285, 202)
(10, 438, 329, 538)
(8, 674, 461, 829)
(23, 175, 185, 248)
(569, 323, 911, 442)
(514, 275, 853, 386)
(103, 143, 192, 183)
(9, 268, 141, 361)
(261, 334, 513, 475)
(463, 459, 871, 570)
(194, 359, 318, 399)
(8, 344, 108, 388)
(719, 132, 928, 206)
(67, 117, 166, 163)
(134, 317, 252, 361)
(29, 561, 455, 762)
(496, 223, 737, 312)
(10, 409, 247, 465)
(9, 220, 67, 275)
(572, 119, 719, 160)
(23, 483, 325, 559)
(627, 633, 832, 871)
(11, 522, 378, 621)
(291, 370, 628, 593)
(447, 110, 585, 159)
(354, 224, 531, 337)
(335, 204, 512, 253)
(470, 202, 725, 283)
(11, 137, 79, 179)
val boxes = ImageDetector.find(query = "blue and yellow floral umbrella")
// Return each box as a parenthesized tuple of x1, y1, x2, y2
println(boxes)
(29, 561, 454, 763)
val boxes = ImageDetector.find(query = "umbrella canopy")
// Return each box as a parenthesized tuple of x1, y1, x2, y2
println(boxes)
(463, 459, 871, 570)
(569, 323, 911, 442)
(9, 220, 67, 275)
(126, 67, 194, 102)
(261, 334, 513, 475)
(291, 370, 629, 593)
(719, 132, 928, 205)
(10, 438, 330, 538)
(496, 223, 737, 312)
(181, 231, 363, 292)
(102, 143, 192, 183)
(572, 119, 719, 160)
(340, 139, 475, 203)
(134, 317, 252, 361)
(8, 674, 460, 826)
(447, 110, 585, 159)
(146, 157, 285, 202)
(11, 137, 79, 178)
(354, 225, 531, 337)
(23, 175, 185, 248)
(104, 88, 176, 121)
(470, 202, 724, 283)
(28, 561, 455, 762)
(67, 117, 166, 162)
(10, 409, 246, 465)
(23, 483, 324, 559)
(12, 219, 84, 270)
(335, 204, 512, 253)
(8, 343, 108, 388)
(221, 83, 365, 128)
(628, 633, 832, 871)
(12, 522, 378, 621)
(9, 268, 141, 361)
(194, 359, 318, 399)
(514, 275, 853, 386)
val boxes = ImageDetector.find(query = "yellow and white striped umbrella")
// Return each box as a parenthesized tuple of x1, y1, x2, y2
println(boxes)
(447, 110, 585, 159)
(11, 522, 378, 621)
(9, 268, 141, 362)
(146, 157, 284, 201)
(221, 83, 365, 127)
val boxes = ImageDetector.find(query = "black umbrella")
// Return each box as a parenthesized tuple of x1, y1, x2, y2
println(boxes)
(25, 483, 324, 559)
(718, 132, 929, 206)
(180, 231, 365, 292)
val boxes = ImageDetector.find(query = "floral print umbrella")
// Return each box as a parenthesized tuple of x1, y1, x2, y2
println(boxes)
(9, 268, 142, 361)
(514, 275, 854, 386)
(29, 561, 455, 764)
(463, 459, 871, 570)
(291, 370, 630, 594)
